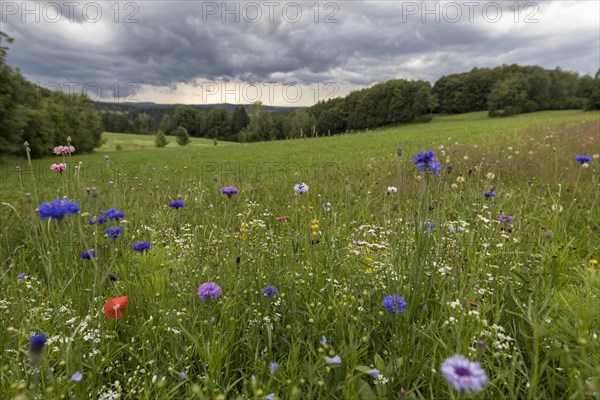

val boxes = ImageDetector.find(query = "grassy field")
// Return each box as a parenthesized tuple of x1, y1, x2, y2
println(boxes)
(1, 110, 599, 399)
(98, 132, 232, 152)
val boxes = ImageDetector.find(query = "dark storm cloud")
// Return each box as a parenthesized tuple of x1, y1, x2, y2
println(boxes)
(2, 0, 598, 102)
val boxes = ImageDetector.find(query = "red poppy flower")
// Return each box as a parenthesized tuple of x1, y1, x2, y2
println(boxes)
(103, 296, 128, 319)
(277, 217, 286, 222)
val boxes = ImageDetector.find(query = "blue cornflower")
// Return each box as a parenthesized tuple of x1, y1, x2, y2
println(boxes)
(81, 250, 96, 260)
(71, 371, 83, 382)
(484, 190, 496, 199)
(17, 272, 26, 283)
(38, 199, 80, 219)
(325, 355, 342, 366)
(294, 183, 309, 194)
(103, 208, 125, 220)
(105, 226, 123, 239)
(261, 286, 279, 298)
(270, 362, 279, 373)
(574, 155, 592, 164)
(29, 332, 47, 353)
(89, 216, 108, 225)
(169, 200, 185, 209)
(132, 241, 150, 252)
(413, 151, 441, 176)
(382, 295, 407, 314)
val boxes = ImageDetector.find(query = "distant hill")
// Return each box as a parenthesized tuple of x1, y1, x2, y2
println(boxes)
(94, 102, 303, 113)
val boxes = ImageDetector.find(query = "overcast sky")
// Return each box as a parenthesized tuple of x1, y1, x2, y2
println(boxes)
(3, 0, 599, 106)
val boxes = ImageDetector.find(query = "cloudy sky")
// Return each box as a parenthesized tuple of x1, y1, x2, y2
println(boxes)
(3, 0, 599, 106)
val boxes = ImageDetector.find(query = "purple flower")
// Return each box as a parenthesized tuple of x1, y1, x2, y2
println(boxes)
(325, 355, 342, 366)
(498, 215, 514, 223)
(105, 226, 123, 239)
(370, 368, 380, 379)
(266, 394, 275, 400)
(108, 274, 118, 282)
(270, 362, 279, 373)
(71, 371, 83, 382)
(441, 354, 488, 392)
(413, 151, 441, 176)
(261, 286, 279, 298)
(29, 332, 47, 353)
(81, 250, 96, 260)
(484, 190, 496, 199)
(320, 336, 327, 346)
(103, 208, 125, 220)
(169, 200, 185, 209)
(38, 199, 80, 219)
(220, 186, 238, 198)
(382, 295, 407, 314)
(132, 241, 150, 252)
(294, 183, 309, 194)
(179, 370, 189, 380)
(197, 282, 222, 300)
(574, 155, 592, 164)
(18, 272, 26, 283)
(323, 202, 331, 211)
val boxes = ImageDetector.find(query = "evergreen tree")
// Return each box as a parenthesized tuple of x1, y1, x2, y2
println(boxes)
(175, 126, 190, 146)
(155, 130, 169, 147)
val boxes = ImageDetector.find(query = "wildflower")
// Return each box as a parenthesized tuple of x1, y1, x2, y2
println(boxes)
(441, 354, 488, 392)
(370, 369, 380, 379)
(169, 200, 185, 209)
(498, 215, 514, 223)
(38, 199, 80, 219)
(179, 370, 189, 380)
(277, 216, 286, 222)
(382, 295, 407, 314)
(270, 362, 279, 373)
(261, 286, 279, 298)
(132, 241, 150, 252)
(266, 394, 275, 400)
(413, 151, 441, 176)
(29, 332, 47, 353)
(103, 208, 125, 220)
(590, 259, 598, 265)
(88, 216, 108, 225)
(574, 155, 592, 164)
(108, 274, 118, 282)
(81, 250, 96, 260)
(103, 296, 129, 320)
(220, 186, 238, 198)
(18, 272, 26, 283)
(53, 145, 76, 155)
(50, 163, 67, 172)
(483, 190, 496, 199)
(294, 183, 309, 194)
(105, 226, 123, 239)
(325, 355, 342, 366)
(387, 186, 398, 194)
(197, 282, 222, 300)
(322, 202, 331, 211)
(71, 371, 83, 382)
(320, 336, 327, 346)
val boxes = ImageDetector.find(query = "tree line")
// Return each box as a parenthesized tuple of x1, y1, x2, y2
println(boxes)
(1, 29, 599, 157)
(0, 32, 103, 158)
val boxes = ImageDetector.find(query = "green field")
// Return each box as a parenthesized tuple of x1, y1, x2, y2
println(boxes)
(1, 110, 599, 399)
(98, 132, 233, 152)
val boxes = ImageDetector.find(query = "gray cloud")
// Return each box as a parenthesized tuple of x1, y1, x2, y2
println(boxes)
(3, 0, 598, 104)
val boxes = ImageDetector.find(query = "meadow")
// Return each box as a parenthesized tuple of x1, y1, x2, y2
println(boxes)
(0, 110, 599, 399)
